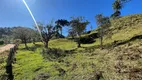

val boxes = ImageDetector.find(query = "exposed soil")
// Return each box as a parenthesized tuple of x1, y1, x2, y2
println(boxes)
(0, 44, 15, 54)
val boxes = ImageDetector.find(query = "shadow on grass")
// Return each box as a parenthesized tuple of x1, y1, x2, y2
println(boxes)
(77, 34, 142, 53)
(41, 48, 77, 61)
(113, 34, 142, 47)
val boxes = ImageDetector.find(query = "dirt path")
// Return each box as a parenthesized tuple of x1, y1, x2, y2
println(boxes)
(0, 44, 15, 54)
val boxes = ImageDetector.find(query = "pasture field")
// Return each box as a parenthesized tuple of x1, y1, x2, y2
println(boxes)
(0, 14, 142, 80)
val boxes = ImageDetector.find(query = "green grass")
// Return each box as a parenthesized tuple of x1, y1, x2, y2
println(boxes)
(22, 39, 78, 50)
(81, 14, 142, 47)
(0, 38, 140, 80)
(0, 44, 4, 47)
(49, 39, 77, 50)
(13, 45, 59, 80)
(1, 14, 142, 80)
(12, 38, 142, 80)
(12, 43, 103, 80)
(0, 54, 8, 79)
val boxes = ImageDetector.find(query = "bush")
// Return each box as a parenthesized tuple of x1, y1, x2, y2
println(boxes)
(87, 31, 91, 34)
(89, 32, 99, 38)
(74, 36, 96, 44)
(80, 36, 96, 44)
(33, 73, 50, 80)
(41, 48, 65, 60)
(0, 41, 4, 45)
(13, 39, 21, 44)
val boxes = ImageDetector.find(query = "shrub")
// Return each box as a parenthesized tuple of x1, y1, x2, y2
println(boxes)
(33, 73, 50, 80)
(74, 36, 96, 44)
(87, 31, 91, 34)
(80, 36, 95, 44)
(13, 39, 21, 44)
(88, 32, 99, 39)
(41, 48, 65, 60)
(0, 41, 4, 45)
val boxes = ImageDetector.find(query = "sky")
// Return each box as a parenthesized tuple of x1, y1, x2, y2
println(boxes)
(0, 0, 142, 36)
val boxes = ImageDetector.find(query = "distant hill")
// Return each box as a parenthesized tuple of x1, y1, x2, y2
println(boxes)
(0, 27, 12, 39)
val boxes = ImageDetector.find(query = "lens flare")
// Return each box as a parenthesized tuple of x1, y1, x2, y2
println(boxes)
(22, 0, 42, 39)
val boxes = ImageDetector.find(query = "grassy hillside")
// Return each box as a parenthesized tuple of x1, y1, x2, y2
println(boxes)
(0, 14, 142, 80)
(82, 14, 142, 47)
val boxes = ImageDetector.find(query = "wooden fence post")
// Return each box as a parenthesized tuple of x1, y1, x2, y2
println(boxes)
(5, 44, 18, 80)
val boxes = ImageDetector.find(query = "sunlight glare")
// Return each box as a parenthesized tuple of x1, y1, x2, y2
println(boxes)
(22, 0, 42, 39)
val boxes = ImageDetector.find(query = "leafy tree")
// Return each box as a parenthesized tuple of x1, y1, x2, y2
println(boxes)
(111, 0, 131, 19)
(30, 30, 40, 44)
(121, 0, 131, 3)
(111, 0, 122, 19)
(12, 27, 35, 49)
(53, 24, 62, 38)
(0, 27, 12, 39)
(95, 14, 111, 49)
(111, 10, 121, 19)
(113, 0, 122, 11)
(2, 35, 11, 44)
(68, 29, 76, 39)
(70, 17, 89, 47)
(55, 19, 69, 35)
(38, 22, 54, 48)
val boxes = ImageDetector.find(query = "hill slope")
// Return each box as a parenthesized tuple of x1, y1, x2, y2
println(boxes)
(0, 14, 142, 80)
(82, 14, 142, 48)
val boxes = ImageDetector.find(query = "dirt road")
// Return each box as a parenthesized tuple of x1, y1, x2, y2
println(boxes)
(0, 44, 15, 53)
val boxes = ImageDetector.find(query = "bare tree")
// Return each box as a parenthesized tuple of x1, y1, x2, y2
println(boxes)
(37, 22, 54, 48)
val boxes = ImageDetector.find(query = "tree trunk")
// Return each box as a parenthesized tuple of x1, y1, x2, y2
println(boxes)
(33, 38, 35, 45)
(44, 41, 49, 48)
(72, 35, 74, 39)
(100, 36, 103, 49)
(24, 40, 28, 49)
(56, 31, 59, 39)
(33, 41, 35, 45)
(77, 36, 81, 48)
(100, 28, 103, 49)
(78, 42, 81, 48)
(61, 28, 62, 36)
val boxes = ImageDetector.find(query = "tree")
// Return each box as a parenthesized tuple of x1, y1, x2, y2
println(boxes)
(38, 22, 54, 48)
(70, 17, 89, 47)
(55, 19, 69, 35)
(68, 29, 76, 39)
(95, 14, 111, 49)
(121, 0, 131, 3)
(30, 30, 40, 44)
(53, 24, 62, 38)
(111, 0, 131, 19)
(12, 27, 35, 49)
(0, 27, 12, 39)
(111, 0, 122, 19)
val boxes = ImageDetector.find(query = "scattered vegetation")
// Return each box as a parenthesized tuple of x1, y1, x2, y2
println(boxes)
(12, 27, 37, 49)
(55, 19, 70, 36)
(111, 0, 131, 19)
(95, 14, 111, 49)
(0, 0, 142, 79)
(0, 40, 4, 46)
(70, 16, 89, 47)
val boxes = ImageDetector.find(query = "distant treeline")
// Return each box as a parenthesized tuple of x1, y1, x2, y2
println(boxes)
(0, 27, 12, 39)
(0, 27, 39, 44)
